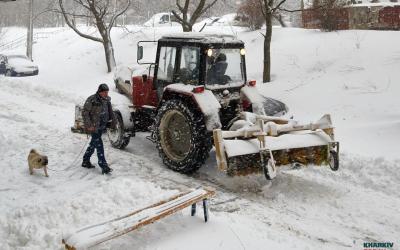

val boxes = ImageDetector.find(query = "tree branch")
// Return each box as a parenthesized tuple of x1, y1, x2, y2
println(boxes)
(58, 0, 102, 43)
(171, 10, 186, 24)
(45, 8, 93, 19)
(196, 0, 218, 23)
(190, 0, 206, 25)
(272, 0, 287, 12)
(176, 0, 184, 12)
(73, 0, 91, 11)
(108, 0, 131, 32)
(183, 0, 190, 13)
(259, 0, 266, 17)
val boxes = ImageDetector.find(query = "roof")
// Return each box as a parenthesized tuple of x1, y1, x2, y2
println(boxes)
(351, 2, 400, 7)
(304, 0, 400, 8)
(160, 33, 243, 44)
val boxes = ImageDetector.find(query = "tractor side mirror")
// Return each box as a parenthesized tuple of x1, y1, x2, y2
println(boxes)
(137, 46, 143, 61)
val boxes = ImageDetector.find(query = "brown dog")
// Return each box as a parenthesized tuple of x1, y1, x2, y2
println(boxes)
(28, 149, 49, 177)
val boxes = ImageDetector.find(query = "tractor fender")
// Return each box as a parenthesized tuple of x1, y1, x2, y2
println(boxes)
(112, 104, 134, 130)
(162, 84, 222, 131)
(240, 85, 266, 116)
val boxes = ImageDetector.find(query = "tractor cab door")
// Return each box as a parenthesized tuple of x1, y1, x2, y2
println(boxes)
(176, 46, 201, 85)
(154, 46, 177, 99)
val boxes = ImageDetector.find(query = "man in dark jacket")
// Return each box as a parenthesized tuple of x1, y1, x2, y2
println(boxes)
(81, 83, 115, 174)
(207, 53, 229, 85)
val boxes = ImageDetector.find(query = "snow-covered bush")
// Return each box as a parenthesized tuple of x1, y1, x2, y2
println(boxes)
(312, 0, 347, 31)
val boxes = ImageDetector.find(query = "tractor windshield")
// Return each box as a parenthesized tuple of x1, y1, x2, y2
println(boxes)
(206, 48, 244, 89)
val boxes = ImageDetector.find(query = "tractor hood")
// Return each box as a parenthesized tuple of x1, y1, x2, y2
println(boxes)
(263, 96, 288, 117)
(240, 85, 288, 117)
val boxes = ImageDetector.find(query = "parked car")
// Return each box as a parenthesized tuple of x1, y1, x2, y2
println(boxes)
(0, 54, 39, 77)
(213, 13, 246, 27)
(143, 12, 181, 27)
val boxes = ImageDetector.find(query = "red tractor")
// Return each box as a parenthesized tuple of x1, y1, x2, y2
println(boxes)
(107, 33, 338, 179)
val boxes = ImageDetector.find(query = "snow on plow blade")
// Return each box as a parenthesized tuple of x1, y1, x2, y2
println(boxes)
(213, 113, 339, 179)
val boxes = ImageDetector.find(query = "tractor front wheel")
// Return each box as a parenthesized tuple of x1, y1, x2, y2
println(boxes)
(107, 111, 130, 149)
(329, 150, 339, 171)
(155, 99, 212, 173)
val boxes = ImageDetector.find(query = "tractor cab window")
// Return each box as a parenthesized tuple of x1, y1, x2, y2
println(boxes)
(177, 47, 200, 85)
(157, 46, 176, 82)
(206, 48, 244, 88)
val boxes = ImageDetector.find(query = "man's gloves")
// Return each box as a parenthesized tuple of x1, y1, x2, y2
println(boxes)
(86, 126, 95, 133)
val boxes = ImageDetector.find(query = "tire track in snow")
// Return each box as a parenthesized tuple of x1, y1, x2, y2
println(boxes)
(102, 134, 400, 249)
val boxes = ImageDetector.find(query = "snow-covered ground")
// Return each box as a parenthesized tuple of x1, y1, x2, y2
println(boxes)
(0, 25, 399, 250)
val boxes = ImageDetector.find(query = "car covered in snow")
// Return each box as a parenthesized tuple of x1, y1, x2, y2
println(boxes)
(0, 54, 39, 77)
(213, 13, 246, 27)
(143, 12, 181, 27)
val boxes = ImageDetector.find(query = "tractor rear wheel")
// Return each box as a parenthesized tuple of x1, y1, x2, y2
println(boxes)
(155, 99, 212, 173)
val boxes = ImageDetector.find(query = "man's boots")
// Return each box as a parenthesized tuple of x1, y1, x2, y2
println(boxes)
(82, 161, 95, 169)
(101, 165, 113, 175)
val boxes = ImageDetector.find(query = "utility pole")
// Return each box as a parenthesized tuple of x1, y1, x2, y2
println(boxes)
(26, 0, 33, 60)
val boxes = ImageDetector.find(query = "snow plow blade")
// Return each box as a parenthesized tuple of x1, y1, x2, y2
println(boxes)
(213, 113, 339, 179)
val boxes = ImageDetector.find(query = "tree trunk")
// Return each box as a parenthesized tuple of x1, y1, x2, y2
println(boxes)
(263, 12, 272, 83)
(182, 23, 192, 32)
(26, 0, 34, 60)
(102, 36, 116, 73)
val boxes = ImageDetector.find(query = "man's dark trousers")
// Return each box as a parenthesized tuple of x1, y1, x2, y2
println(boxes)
(83, 131, 107, 167)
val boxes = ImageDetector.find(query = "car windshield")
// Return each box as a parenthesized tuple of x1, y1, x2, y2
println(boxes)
(206, 48, 244, 89)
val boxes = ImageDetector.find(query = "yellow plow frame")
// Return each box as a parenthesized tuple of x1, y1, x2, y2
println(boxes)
(213, 113, 339, 180)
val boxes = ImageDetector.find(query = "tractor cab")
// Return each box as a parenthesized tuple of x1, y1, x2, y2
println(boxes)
(135, 33, 247, 107)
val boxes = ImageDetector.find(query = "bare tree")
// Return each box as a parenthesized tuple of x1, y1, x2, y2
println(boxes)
(259, 0, 289, 83)
(171, 0, 219, 32)
(58, 0, 130, 72)
(236, 0, 291, 82)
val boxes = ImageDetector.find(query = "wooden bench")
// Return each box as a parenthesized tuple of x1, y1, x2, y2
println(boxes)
(62, 188, 215, 250)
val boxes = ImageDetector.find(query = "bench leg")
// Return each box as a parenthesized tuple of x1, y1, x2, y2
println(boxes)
(203, 199, 209, 222)
(191, 203, 196, 216)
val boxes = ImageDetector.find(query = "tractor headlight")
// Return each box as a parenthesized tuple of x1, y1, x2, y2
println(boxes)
(240, 48, 246, 56)
(207, 49, 213, 57)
